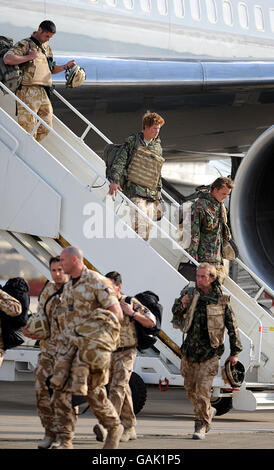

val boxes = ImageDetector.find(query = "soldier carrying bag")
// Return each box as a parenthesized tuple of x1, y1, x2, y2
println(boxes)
(125, 291, 163, 351)
(102, 133, 140, 189)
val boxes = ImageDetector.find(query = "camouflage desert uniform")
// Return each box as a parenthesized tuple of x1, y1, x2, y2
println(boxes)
(4, 35, 54, 142)
(34, 281, 76, 441)
(186, 189, 229, 282)
(54, 267, 122, 436)
(172, 282, 242, 427)
(0, 290, 22, 366)
(109, 132, 164, 240)
(108, 295, 155, 430)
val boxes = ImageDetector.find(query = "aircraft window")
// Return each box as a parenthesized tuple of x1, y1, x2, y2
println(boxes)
(158, 0, 168, 16)
(140, 0, 151, 13)
(123, 0, 134, 8)
(238, 2, 249, 29)
(105, 0, 117, 6)
(206, 0, 217, 23)
(173, 0, 185, 18)
(223, 0, 233, 26)
(254, 5, 264, 31)
(190, 0, 201, 21)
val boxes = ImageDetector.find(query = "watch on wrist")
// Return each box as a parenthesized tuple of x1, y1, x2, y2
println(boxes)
(132, 311, 137, 318)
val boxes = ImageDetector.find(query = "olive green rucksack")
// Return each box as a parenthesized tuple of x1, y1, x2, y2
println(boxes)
(0, 36, 22, 94)
(103, 133, 140, 188)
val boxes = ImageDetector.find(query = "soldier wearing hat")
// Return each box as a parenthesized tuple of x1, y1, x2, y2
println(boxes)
(4, 20, 75, 142)
(172, 262, 243, 440)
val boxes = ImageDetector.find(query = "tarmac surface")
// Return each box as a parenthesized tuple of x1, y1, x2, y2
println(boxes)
(0, 380, 273, 461)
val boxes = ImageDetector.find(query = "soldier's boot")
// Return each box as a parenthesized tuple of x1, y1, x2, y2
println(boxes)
(192, 420, 206, 440)
(206, 407, 217, 433)
(93, 424, 107, 442)
(120, 427, 137, 442)
(37, 433, 56, 449)
(103, 424, 123, 449)
(51, 438, 74, 449)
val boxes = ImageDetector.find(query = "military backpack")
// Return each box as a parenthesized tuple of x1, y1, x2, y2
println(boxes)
(125, 290, 162, 351)
(0, 277, 30, 350)
(0, 36, 23, 94)
(102, 133, 140, 188)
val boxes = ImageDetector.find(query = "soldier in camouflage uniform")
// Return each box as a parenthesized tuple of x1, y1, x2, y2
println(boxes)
(0, 289, 22, 367)
(185, 177, 234, 283)
(23, 256, 70, 449)
(4, 20, 75, 142)
(93, 271, 156, 443)
(54, 246, 124, 449)
(172, 262, 242, 440)
(108, 111, 165, 240)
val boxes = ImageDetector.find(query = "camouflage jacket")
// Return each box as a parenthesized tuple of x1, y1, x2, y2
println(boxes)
(171, 283, 243, 363)
(38, 281, 65, 355)
(109, 132, 163, 201)
(58, 267, 119, 335)
(118, 294, 156, 349)
(186, 189, 228, 265)
(4, 34, 54, 86)
(0, 290, 22, 351)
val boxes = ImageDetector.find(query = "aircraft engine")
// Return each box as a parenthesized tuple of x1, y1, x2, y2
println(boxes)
(230, 125, 274, 295)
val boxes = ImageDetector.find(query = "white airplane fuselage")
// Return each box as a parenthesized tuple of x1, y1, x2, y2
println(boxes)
(1, 0, 274, 59)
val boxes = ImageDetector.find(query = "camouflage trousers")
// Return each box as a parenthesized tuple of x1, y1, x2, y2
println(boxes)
(35, 351, 76, 439)
(108, 348, 137, 429)
(180, 355, 219, 427)
(16, 85, 53, 142)
(86, 373, 121, 431)
(51, 346, 121, 431)
(130, 197, 161, 241)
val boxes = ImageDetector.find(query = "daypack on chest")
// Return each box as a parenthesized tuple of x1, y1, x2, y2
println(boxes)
(0, 36, 22, 93)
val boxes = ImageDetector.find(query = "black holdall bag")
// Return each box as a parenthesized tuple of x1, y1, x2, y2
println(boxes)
(178, 261, 197, 282)
(0, 277, 30, 350)
(125, 291, 163, 351)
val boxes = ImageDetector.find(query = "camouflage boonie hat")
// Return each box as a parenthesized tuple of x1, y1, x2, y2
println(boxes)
(222, 360, 245, 387)
(25, 311, 50, 340)
(72, 308, 120, 371)
(65, 64, 86, 88)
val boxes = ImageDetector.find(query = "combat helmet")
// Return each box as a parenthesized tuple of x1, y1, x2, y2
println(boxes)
(65, 64, 86, 88)
(222, 359, 245, 387)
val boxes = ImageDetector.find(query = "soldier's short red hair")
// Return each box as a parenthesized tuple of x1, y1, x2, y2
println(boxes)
(142, 111, 165, 129)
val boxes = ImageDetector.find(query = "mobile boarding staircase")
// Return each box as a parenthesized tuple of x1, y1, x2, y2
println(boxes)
(0, 81, 273, 413)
